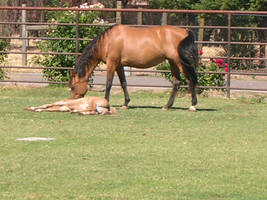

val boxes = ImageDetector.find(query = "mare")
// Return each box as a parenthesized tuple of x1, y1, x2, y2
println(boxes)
(69, 25, 198, 111)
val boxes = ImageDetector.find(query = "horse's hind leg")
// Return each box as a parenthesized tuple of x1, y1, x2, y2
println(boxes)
(116, 66, 130, 109)
(163, 60, 181, 110)
(188, 81, 197, 112)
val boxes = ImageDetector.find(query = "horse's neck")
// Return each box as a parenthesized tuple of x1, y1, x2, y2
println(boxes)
(85, 57, 99, 80)
(84, 38, 106, 81)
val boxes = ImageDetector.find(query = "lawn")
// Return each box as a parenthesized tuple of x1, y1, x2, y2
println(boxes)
(0, 87, 267, 200)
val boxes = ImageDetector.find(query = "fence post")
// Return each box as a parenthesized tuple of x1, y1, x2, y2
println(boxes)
(161, 12, 167, 25)
(226, 13, 232, 98)
(137, 7, 142, 25)
(75, 8, 80, 67)
(198, 17, 205, 51)
(117, 1, 131, 76)
(116, 1, 122, 24)
(21, 3, 27, 66)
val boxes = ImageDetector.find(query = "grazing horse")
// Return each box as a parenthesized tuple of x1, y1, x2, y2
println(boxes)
(25, 96, 116, 115)
(69, 25, 198, 111)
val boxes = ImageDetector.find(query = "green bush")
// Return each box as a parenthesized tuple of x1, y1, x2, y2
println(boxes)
(156, 60, 226, 93)
(0, 39, 9, 80)
(33, 5, 106, 82)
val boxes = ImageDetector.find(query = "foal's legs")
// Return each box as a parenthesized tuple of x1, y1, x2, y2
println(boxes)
(116, 66, 130, 108)
(163, 60, 181, 110)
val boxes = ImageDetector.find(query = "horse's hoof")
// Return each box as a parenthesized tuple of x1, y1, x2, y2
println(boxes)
(162, 107, 168, 111)
(121, 106, 129, 110)
(189, 106, 197, 112)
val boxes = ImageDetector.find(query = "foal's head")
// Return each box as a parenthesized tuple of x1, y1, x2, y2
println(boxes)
(69, 70, 88, 99)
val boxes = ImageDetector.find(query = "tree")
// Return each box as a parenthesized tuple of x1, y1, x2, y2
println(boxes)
(148, 0, 199, 9)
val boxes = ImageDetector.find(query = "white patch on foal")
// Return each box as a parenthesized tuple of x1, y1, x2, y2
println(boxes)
(60, 106, 70, 111)
(96, 106, 108, 114)
(80, 103, 89, 110)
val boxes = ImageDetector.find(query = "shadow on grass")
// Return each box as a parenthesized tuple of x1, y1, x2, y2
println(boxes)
(112, 105, 217, 112)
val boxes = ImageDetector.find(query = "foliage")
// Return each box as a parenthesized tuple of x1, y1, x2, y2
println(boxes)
(156, 59, 226, 93)
(0, 39, 8, 63)
(33, 3, 106, 82)
(148, 0, 198, 9)
(148, 0, 199, 26)
(148, 0, 267, 11)
(0, 39, 9, 80)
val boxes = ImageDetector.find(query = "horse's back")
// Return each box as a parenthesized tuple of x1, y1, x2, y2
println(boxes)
(105, 25, 189, 67)
(113, 25, 188, 43)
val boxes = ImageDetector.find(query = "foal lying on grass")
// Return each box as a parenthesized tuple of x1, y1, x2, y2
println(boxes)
(25, 96, 116, 115)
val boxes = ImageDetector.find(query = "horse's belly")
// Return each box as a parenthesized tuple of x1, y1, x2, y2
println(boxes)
(121, 51, 165, 68)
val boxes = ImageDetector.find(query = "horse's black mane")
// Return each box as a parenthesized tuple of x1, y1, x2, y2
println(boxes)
(74, 24, 118, 77)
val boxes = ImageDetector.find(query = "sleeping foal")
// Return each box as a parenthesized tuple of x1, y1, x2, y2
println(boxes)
(25, 96, 116, 115)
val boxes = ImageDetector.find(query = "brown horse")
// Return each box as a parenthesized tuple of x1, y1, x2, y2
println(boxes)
(69, 25, 198, 111)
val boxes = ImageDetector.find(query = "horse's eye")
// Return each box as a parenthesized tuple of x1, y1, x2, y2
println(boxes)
(71, 86, 75, 91)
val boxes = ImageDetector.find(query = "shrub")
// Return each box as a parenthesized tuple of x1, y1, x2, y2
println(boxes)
(0, 39, 9, 80)
(33, 3, 107, 82)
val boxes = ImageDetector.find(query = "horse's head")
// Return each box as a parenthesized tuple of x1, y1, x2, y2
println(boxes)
(69, 70, 88, 99)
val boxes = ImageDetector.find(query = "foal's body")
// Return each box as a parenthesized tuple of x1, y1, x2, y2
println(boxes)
(69, 25, 198, 111)
(25, 96, 115, 115)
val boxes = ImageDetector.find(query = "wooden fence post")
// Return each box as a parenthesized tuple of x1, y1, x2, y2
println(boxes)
(198, 17, 205, 51)
(21, 3, 27, 66)
(75, 8, 80, 67)
(137, 7, 142, 25)
(116, 1, 131, 76)
(226, 13, 232, 98)
(116, 1, 122, 24)
(161, 12, 167, 25)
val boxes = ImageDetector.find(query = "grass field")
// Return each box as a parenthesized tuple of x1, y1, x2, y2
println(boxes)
(0, 87, 267, 200)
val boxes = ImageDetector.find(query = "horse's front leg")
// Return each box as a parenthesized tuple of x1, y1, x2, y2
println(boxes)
(116, 66, 130, 109)
(104, 60, 117, 103)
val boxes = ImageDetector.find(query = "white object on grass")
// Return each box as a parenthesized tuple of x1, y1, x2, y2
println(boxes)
(16, 137, 55, 141)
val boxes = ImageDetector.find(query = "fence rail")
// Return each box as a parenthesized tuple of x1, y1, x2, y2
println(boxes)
(0, 5, 267, 96)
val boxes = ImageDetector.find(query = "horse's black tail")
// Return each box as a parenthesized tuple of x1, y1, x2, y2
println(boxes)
(178, 30, 198, 85)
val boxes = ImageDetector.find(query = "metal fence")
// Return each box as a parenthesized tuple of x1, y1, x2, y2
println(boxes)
(0, 5, 267, 97)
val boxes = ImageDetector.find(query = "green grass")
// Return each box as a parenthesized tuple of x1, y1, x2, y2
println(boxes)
(0, 87, 267, 200)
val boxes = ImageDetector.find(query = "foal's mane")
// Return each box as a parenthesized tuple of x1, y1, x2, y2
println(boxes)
(74, 25, 117, 77)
